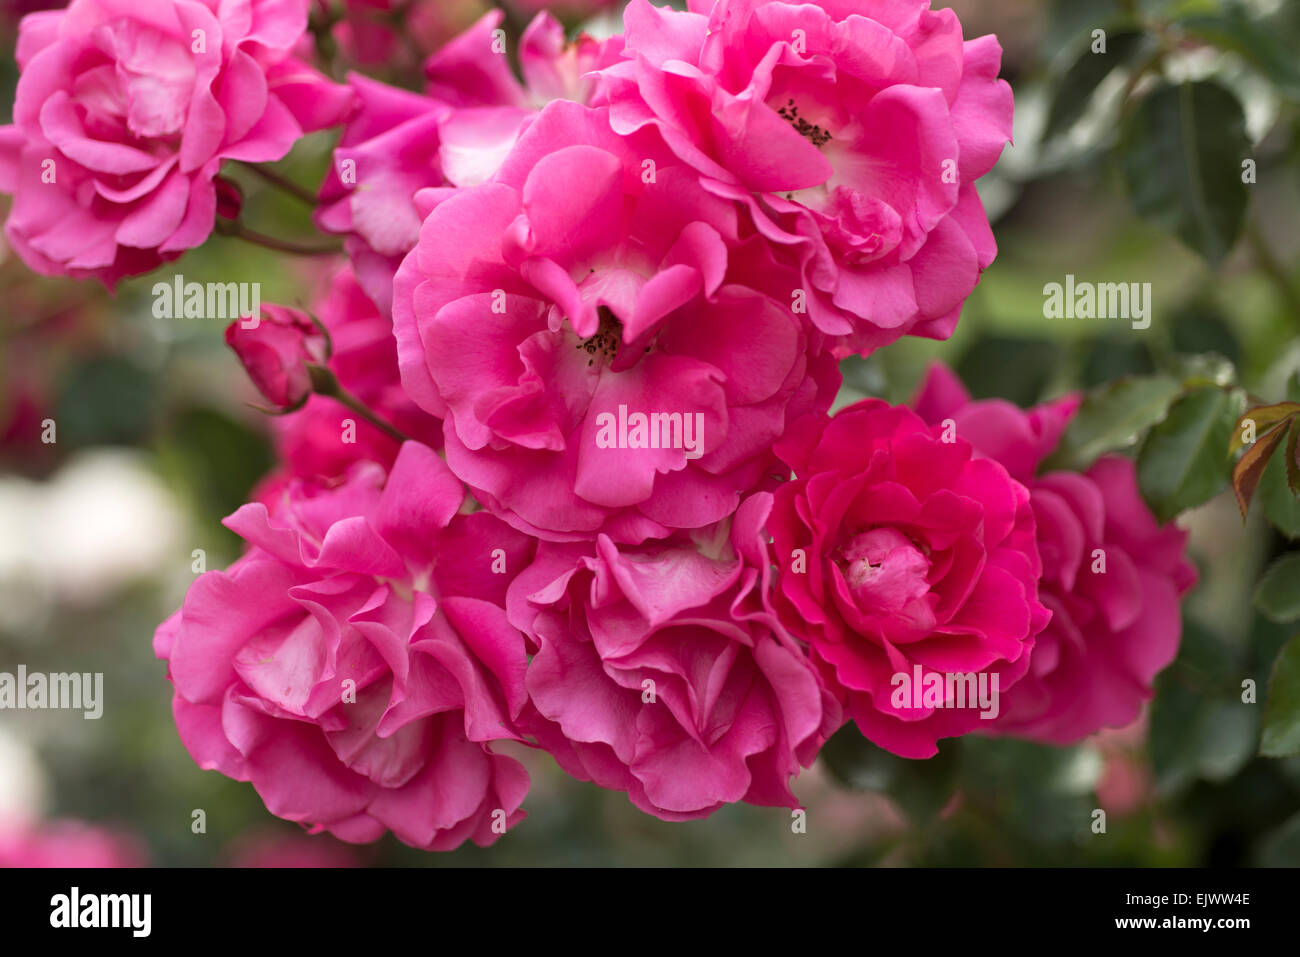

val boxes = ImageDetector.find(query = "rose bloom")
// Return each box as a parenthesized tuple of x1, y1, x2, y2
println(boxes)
(317, 10, 618, 313)
(0, 0, 352, 287)
(913, 363, 1198, 744)
(508, 493, 840, 820)
(251, 265, 443, 502)
(392, 98, 838, 543)
(767, 398, 1048, 759)
(155, 442, 536, 851)
(598, 0, 1013, 356)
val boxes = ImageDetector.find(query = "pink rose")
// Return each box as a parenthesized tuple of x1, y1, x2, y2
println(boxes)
(258, 265, 443, 489)
(913, 364, 1198, 743)
(508, 494, 841, 820)
(0, 0, 352, 288)
(225, 303, 328, 411)
(767, 398, 1049, 758)
(0, 818, 147, 867)
(598, 0, 1013, 355)
(317, 12, 616, 314)
(392, 98, 838, 543)
(155, 442, 536, 851)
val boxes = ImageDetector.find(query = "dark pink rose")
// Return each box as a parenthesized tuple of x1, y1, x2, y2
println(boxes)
(914, 363, 1198, 743)
(768, 398, 1049, 758)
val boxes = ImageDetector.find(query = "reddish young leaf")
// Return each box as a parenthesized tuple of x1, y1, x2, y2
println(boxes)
(1233, 418, 1291, 519)
(1230, 402, 1300, 454)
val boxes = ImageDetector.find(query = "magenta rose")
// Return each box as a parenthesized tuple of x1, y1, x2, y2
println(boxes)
(913, 364, 1199, 743)
(598, 0, 1013, 356)
(508, 493, 841, 820)
(0, 0, 352, 287)
(767, 399, 1049, 758)
(392, 98, 839, 543)
(155, 442, 536, 851)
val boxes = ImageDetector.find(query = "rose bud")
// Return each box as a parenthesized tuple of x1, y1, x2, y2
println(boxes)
(225, 306, 330, 411)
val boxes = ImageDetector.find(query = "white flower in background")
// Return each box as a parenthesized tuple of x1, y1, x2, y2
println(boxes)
(0, 726, 47, 827)
(0, 450, 185, 631)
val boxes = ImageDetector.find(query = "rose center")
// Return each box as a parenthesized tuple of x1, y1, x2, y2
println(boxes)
(574, 305, 622, 368)
(839, 528, 931, 612)
(777, 98, 833, 148)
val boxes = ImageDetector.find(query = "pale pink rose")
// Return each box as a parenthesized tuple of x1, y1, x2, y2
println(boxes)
(155, 442, 536, 851)
(598, 0, 1014, 355)
(913, 364, 1198, 744)
(508, 494, 841, 820)
(0, 0, 352, 287)
(392, 98, 839, 543)
(0, 818, 147, 867)
(767, 398, 1048, 759)
(317, 11, 617, 314)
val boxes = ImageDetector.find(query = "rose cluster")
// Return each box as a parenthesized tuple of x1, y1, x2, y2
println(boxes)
(0, 0, 1197, 851)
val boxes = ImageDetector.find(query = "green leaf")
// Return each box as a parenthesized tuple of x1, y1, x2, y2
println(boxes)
(1260, 633, 1300, 757)
(1255, 553, 1300, 623)
(818, 725, 960, 822)
(1120, 81, 1250, 264)
(1043, 374, 1183, 472)
(1045, 29, 1146, 138)
(1137, 387, 1241, 520)
(1150, 673, 1257, 792)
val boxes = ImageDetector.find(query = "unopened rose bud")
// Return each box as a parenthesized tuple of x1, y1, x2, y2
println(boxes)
(225, 306, 329, 411)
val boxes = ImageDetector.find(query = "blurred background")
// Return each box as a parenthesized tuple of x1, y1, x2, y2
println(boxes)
(1, 0, 1299, 866)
